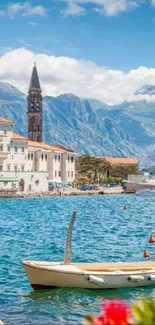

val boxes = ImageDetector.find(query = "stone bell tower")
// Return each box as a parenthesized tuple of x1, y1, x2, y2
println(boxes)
(27, 63, 43, 142)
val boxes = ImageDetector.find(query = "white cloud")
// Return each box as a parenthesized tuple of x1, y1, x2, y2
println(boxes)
(28, 21, 38, 26)
(2, 2, 47, 18)
(23, 4, 47, 17)
(1, 47, 155, 105)
(59, 0, 155, 16)
(151, 0, 155, 6)
(61, 1, 86, 16)
(94, 0, 139, 16)
(59, 0, 143, 16)
(0, 47, 13, 55)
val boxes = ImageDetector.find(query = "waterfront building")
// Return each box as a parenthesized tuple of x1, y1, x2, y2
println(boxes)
(75, 155, 138, 179)
(0, 64, 76, 193)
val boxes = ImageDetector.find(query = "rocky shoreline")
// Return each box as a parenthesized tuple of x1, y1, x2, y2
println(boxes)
(0, 186, 124, 198)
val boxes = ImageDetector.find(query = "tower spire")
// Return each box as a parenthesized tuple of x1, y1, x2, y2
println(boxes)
(29, 62, 41, 92)
(27, 63, 43, 142)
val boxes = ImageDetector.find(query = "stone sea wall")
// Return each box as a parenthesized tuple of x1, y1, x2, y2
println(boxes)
(123, 181, 155, 193)
(0, 186, 124, 198)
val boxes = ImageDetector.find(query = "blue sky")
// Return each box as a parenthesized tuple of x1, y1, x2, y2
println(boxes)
(1, 0, 155, 104)
(1, 0, 155, 70)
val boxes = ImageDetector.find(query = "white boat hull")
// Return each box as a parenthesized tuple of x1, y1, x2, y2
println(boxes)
(22, 260, 155, 290)
(135, 189, 155, 196)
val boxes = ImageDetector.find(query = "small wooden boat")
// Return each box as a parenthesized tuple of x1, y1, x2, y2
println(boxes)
(22, 212, 155, 290)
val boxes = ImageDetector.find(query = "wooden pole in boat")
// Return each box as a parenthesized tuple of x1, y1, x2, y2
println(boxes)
(64, 211, 77, 264)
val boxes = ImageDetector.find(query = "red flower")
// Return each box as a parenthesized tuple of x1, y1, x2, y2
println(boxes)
(94, 300, 131, 325)
(95, 314, 106, 325)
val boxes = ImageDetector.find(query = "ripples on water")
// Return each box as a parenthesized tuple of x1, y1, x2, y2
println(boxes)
(1, 194, 155, 324)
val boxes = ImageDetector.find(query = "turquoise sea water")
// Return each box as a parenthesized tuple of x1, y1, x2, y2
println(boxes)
(1, 194, 155, 324)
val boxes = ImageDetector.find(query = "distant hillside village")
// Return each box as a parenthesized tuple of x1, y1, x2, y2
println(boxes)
(0, 64, 139, 194)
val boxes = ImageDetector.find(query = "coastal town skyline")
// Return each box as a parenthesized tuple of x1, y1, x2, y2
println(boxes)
(1, 2, 155, 325)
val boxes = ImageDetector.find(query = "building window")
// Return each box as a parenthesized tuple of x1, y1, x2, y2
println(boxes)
(35, 180, 39, 185)
(4, 130, 7, 135)
(59, 171, 61, 177)
(55, 155, 57, 162)
(21, 165, 24, 172)
(55, 171, 57, 177)
(14, 165, 17, 172)
(71, 171, 73, 178)
(68, 171, 70, 177)
(14, 146, 18, 153)
(68, 156, 70, 162)
(31, 102, 34, 108)
(31, 153, 33, 160)
(28, 153, 30, 160)
(12, 155, 14, 159)
(45, 154, 47, 161)
(41, 154, 44, 161)
(71, 156, 74, 163)
(0, 145, 3, 152)
(8, 146, 10, 152)
(58, 155, 60, 162)
(22, 147, 25, 153)
(0, 165, 3, 171)
(37, 102, 39, 107)
(7, 165, 10, 171)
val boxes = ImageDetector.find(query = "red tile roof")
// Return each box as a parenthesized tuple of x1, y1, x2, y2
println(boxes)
(102, 157, 138, 165)
(0, 117, 12, 125)
(78, 155, 138, 165)
(28, 140, 74, 153)
(11, 133, 74, 153)
(50, 144, 74, 153)
(28, 140, 55, 151)
(11, 133, 28, 141)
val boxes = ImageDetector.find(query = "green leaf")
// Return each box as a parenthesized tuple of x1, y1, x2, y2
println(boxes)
(132, 297, 155, 325)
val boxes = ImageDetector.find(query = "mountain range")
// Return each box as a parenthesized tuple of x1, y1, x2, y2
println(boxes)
(0, 81, 155, 167)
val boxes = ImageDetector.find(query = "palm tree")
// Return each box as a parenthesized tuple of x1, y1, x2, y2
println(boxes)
(87, 171, 93, 184)
(98, 159, 113, 178)
(79, 155, 98, 182)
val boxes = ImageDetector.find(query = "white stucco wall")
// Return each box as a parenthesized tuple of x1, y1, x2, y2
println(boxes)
(0, 171, 48, 193)
(4, 140, 28, 172)
(37, 151, 49, 171)
(28, 148, 50, 172)
(52, 152, 63, 181)
(0, 121, 76, 190)
(65, 154, 75, 182)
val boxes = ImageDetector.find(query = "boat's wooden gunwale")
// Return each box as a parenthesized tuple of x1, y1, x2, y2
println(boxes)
(75, 261, 155, 269)
(22, 261, 155, 276)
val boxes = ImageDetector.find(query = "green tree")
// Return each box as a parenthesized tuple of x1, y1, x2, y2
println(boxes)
(111, 164, 139, 179)
(73, 177, 89, 187)
(79, 155, 112, 183)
